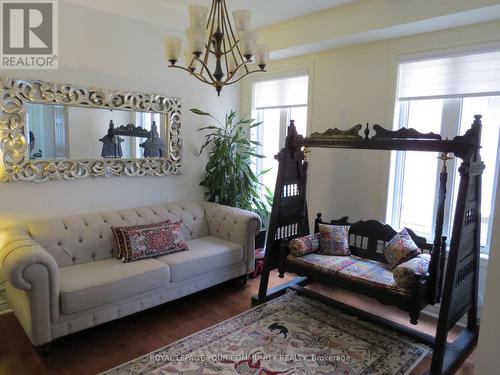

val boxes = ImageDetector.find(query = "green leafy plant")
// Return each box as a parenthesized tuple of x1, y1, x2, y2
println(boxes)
(192, 108, 272, 220)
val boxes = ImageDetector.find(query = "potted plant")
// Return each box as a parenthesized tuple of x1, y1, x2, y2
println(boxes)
(191, 108, 272, 224)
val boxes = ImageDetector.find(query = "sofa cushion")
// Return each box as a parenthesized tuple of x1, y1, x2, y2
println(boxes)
(59, 258, 170, 314)
(287, 253, 360, 275)
(121, 222, 188, 263)
(337, 258, 407, 295)
(156, 236, 243, 282)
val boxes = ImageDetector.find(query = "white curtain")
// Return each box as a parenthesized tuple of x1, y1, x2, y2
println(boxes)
(398, 50, 500, 100)
(253, 75, 309, 110)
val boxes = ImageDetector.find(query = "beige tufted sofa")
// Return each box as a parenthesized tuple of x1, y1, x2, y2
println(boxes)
(0, 201, 261, 347)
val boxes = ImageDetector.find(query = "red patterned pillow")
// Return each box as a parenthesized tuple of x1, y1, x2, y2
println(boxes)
(120, 222, 188, 263)
(111, 221, 170, 259)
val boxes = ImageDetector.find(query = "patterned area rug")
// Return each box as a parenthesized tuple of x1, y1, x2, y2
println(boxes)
(102, 290, 429, 375)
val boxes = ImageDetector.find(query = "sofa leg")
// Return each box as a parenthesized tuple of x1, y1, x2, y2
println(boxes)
(241, 274, 249, 284)
(36, 343, 51, 356)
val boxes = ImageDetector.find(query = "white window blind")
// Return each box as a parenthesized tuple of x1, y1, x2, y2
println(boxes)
(253, 75, 309, 110)
(398, 51, 500, 100)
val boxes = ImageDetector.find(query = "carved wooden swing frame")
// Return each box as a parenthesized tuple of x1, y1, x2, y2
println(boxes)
(253, 116, 484, 375)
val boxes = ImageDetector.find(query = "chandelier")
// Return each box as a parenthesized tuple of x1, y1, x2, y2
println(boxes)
(164, 0, 269, 96)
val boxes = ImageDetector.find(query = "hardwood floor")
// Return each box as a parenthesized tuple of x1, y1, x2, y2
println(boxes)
(0, 271, 475, 375)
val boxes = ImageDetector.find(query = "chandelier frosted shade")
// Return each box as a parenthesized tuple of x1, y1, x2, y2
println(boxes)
(164, 37, 183, 63)
(232, 10, 251, 32)
(165, 0, 269, 96)
(188, 5, 209, 28)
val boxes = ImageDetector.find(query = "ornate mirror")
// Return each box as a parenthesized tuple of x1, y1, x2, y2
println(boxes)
(0, 77, 182, 182)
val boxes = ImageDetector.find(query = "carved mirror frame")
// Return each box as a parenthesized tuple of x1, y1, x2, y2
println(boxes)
(0, 77, 182, 182)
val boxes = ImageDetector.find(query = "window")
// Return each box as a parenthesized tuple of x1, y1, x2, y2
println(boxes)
(388, 50, 500, 252)
(251, 74, 309, 195)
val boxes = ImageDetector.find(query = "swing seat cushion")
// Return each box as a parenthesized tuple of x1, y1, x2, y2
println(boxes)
(336, 258, 407, 295)
(288, 253, 359, 274)
(288, 253, 409, 295)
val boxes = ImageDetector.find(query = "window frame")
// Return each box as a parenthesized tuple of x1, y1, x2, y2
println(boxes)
(250, 72, 312, 198)
(388, 96, 500, 253)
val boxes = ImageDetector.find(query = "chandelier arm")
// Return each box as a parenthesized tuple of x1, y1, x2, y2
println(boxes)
(224, 69, 267, 86)
(205, 0, 216, 30)
(200, 0, 218, 79)
(192, 56, 218, 84)
(223, 59, 251, 83)
(205, 41, 240, 56)
(222, 0, 250, 75)
(221, 11, 231, 77)
(169, 65, 214, 85)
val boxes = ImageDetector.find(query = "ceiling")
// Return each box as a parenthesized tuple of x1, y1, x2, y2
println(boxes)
(63, 0, 356, 32)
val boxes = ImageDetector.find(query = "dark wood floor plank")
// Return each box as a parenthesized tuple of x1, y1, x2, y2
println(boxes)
(0, 271, 474, 375)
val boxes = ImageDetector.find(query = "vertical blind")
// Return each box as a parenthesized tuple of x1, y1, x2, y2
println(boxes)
(398, 50, 500, 100)
(253, 75, 309, 110)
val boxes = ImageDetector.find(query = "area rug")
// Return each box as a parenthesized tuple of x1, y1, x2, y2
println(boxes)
(102, 290, 429, 375)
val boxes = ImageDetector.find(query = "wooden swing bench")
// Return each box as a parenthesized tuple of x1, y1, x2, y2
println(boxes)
(253, 116, 484, 375)
(283, 214, 445, 325)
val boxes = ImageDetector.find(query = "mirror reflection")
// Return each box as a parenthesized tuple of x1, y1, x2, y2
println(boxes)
(26, 103, 167, 160)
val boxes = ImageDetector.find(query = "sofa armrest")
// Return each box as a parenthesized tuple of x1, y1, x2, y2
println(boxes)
(201, 202, 261, 273)
(0, 226, 60, 344)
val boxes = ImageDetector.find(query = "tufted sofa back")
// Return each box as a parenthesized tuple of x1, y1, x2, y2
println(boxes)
(26, 202, 209, 267)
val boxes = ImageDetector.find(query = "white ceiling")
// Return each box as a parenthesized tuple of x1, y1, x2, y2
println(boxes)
(63, 0, 356, 31)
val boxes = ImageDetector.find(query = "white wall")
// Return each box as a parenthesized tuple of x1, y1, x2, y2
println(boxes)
(0, 0, 239, 228)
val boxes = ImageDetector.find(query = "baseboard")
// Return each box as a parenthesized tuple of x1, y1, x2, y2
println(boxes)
(421, 304, 467, 327)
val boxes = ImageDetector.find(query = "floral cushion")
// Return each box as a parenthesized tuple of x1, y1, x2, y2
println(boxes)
(121, 222, 188, 263)
(287, 253, 359, 274)
(337, 259, 407, 295)
(393, 254, 431, 289)
(318, 224, 351, 256)
(383, 228, 421, 268)
(111, 221, 170, 259)
(289, 233, 320, 257)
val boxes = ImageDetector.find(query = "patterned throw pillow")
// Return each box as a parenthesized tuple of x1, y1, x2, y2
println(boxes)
(120, 222, 188, 263)
(111, 221, 170, 259)
(393, 254, 431, 289)
(318, 224, 351, 256)
(289, 233, 320, 257)
(383, 228, 421, 268)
